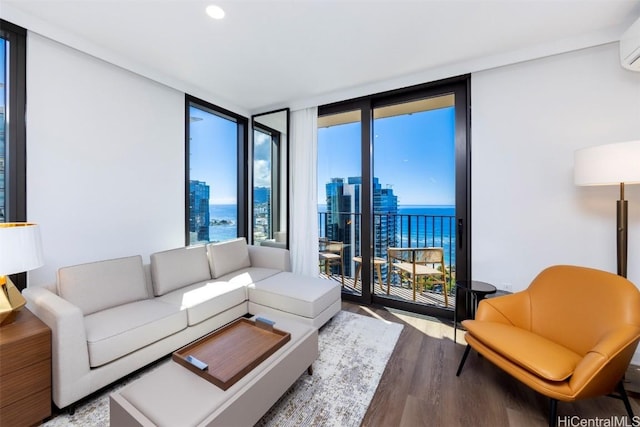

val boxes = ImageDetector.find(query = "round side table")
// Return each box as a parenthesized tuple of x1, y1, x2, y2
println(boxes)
(454, 280, 497, 343)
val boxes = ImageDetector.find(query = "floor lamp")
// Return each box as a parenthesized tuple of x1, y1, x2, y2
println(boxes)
(574, 140, 640, 278)
(0, 223, 44, 325)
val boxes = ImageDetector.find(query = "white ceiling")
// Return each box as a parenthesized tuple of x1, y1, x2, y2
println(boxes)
(3, 0, 640, 114)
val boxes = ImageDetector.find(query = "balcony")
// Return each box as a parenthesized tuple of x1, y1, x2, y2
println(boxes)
(318, 210, 456, 309)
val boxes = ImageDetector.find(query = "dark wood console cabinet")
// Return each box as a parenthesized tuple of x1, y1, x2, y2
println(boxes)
(0, 307, 52, 426)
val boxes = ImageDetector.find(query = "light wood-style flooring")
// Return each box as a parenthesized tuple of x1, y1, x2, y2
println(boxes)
(341, 301, 640, 427)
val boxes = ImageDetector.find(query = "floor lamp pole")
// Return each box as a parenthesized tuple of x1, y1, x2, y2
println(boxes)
(617, 182, 628, 278)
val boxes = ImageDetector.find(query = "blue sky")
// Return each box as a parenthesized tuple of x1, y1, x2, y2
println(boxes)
(0, 40, 5, 109)
(318, 106, 455, 206)
(189, 107, 272, 204)
(190, 103, 456, 207)
(189, 105, 238, 204)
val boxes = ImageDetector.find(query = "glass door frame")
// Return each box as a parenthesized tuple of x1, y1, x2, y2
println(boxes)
(318, 75, 471, 320)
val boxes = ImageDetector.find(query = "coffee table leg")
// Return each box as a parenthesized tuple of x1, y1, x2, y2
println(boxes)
(307, 365, 313, 375)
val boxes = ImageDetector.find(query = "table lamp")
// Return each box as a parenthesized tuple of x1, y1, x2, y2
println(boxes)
(574, 140, 640, 278)
(0, 223, 44, 325)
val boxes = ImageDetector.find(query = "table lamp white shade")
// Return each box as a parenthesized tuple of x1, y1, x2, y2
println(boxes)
(574, 140, 640, 186)
(0, 223, 44, 325)
(0, 223, 44, 275)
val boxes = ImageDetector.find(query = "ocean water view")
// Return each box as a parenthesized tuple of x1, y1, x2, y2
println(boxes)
(318, 204, 456, 266)
(209, 204, 238, 242)
(396, 205, 456, 266)
(209, 204, 456, 265)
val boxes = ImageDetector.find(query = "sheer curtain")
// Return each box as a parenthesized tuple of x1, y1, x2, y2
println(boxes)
(289, 107, 319, 276)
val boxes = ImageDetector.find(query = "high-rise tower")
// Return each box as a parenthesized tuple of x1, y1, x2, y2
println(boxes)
(189, 180, 210, 243)
(324, 176, 398, 279)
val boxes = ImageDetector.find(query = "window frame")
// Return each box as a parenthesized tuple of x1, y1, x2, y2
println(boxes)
(184, 95, 248, 246)
(0, 20, 27, 223)
(1, 20, 27, 291)
(252, 121, 282, 243)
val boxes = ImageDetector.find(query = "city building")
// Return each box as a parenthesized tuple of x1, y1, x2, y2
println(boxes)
(253, 186, 271, 242)
(189, 180, 210, 243)
(324, 176, 398, 277)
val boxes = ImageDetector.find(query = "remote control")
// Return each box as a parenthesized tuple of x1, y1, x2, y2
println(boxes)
(186, 355, 208, 370)
(256, 316, 275, 326)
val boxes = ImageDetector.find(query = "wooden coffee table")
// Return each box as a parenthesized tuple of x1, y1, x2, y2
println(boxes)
(172, 318, 291, 390)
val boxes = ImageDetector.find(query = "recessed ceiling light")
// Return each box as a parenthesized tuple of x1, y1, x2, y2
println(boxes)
(206, 5, 225, 20)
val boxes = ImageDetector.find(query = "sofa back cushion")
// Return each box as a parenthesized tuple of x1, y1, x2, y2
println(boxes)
(207, 238, 251, 279)
(57, 255, 149, 316)
(150, 245, 212, 296)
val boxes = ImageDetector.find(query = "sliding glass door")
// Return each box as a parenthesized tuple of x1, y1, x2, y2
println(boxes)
(372, 95, 456, 309)
(318, 109, 363, 295)
(317, 77, 470, 319)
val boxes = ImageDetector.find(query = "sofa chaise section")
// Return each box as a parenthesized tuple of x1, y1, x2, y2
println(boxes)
(248, 272, 342, 328)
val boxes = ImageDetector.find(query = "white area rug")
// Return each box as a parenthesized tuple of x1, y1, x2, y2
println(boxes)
(257, 310, 403, 426)
(44, 310, 403, 427)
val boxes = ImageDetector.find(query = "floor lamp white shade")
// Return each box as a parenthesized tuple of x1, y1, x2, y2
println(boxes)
(574, 140, 640, 278)
(574, 140, 640, 186)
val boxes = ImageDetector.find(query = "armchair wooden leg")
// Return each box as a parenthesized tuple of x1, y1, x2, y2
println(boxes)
(456, 344, 471, 376)
(548, 399, 557, 427)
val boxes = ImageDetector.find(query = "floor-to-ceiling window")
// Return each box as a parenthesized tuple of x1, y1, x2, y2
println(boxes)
(0, 36, 6, 223)
(317, 76, 470, 319)
(251, 109, 289, 248)
(185, 95, 247, 245)
(1, 20, 27, 289)
(253, 123, 280, 244)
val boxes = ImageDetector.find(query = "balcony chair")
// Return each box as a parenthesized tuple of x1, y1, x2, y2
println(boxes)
(386, 247, 448, 306)
(318, 239, 344, 285)
(456, 265, 640, 426)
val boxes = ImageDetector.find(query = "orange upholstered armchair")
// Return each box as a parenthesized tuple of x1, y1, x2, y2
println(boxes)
(456, 265, 640, 426)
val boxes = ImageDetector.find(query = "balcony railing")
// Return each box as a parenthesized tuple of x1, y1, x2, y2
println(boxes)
(318, 211, 456, 307)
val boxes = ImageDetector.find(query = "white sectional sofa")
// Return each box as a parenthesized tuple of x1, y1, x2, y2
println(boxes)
(23, 238, 341, 410)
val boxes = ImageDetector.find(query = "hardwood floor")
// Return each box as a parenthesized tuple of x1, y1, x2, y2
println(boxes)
(341, 301, 640, 427)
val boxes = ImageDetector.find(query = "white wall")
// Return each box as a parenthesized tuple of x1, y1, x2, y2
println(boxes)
(26, 33, 186, 286)
(23, 28, 640, 297)
(472, 43, 640, 292)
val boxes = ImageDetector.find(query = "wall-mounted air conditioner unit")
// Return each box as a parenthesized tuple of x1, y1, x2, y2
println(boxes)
(621, 16, 640, 71)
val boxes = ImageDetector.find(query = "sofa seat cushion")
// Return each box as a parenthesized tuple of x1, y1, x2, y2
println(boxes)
(248, 272, 341, 320)
(463, 320, 582, 381)
(84, 299, 187, 367)
(217, 267, 281, 286)
(58, 255, 149, 316)
(157, 280, 247, 326)
(207, 238, 251, 279)
(151, 246, 211, 296)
